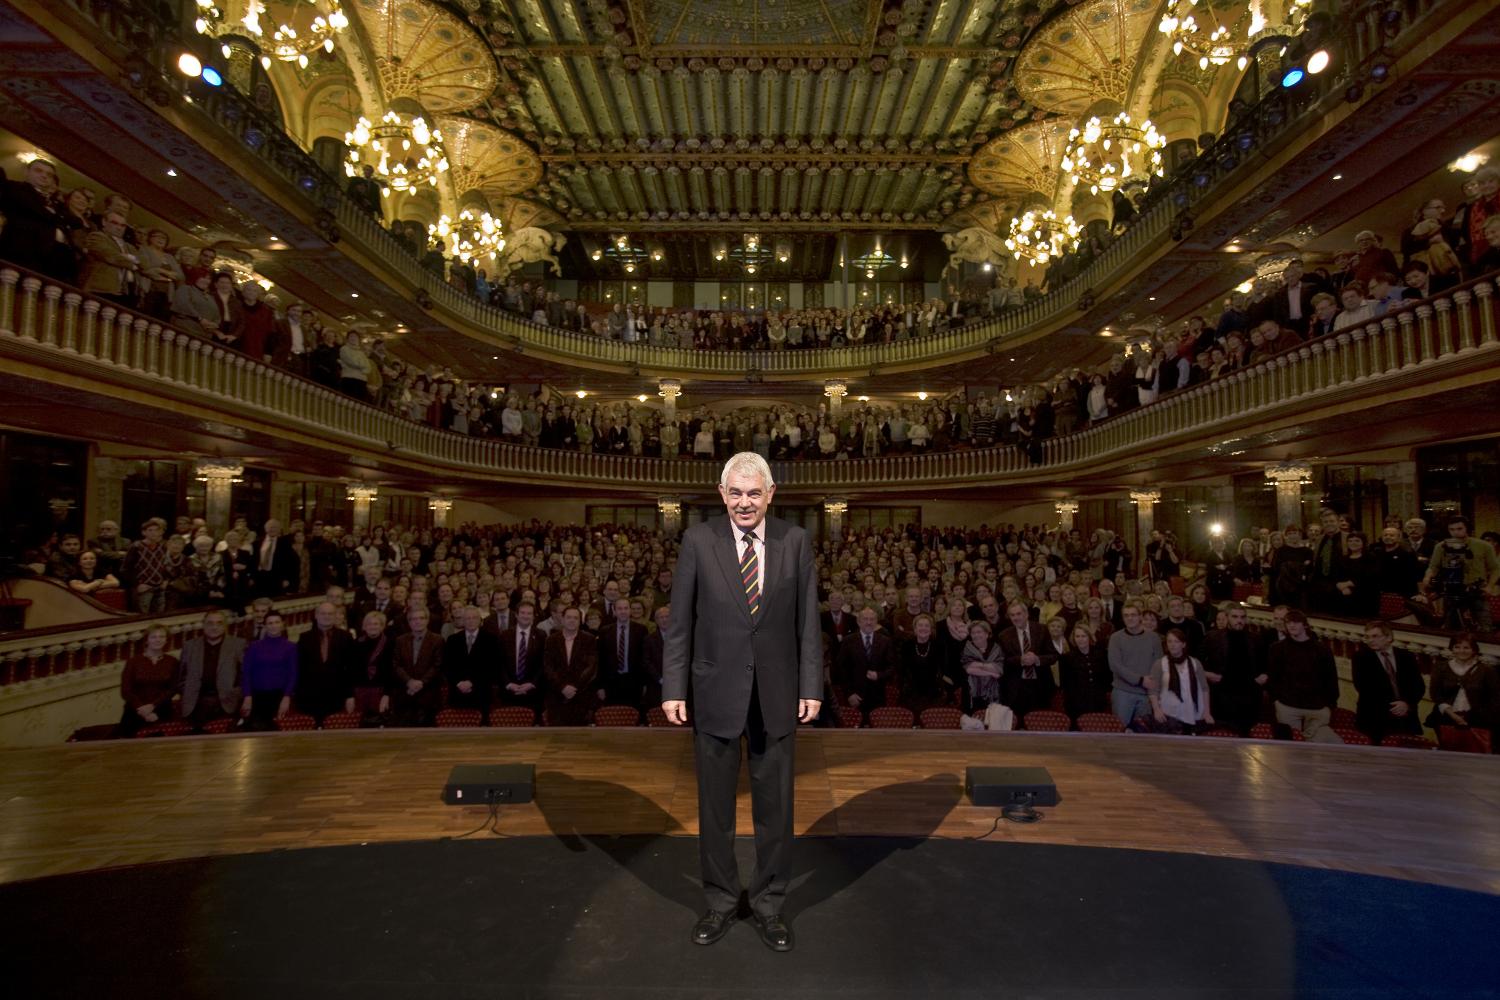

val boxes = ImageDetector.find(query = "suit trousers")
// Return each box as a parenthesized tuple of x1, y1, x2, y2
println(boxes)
(693, 678, 795, 920)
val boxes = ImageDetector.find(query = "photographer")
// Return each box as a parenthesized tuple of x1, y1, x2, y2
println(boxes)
(1145, 529, 1180, 584)
(1421, 516, 1500, 632)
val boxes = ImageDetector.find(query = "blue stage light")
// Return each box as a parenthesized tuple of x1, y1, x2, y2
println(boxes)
(201, 66, 223, 87)
(1281, 67, 1305, 89)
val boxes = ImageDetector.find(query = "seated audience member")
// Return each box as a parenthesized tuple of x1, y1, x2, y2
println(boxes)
(595, 596, 648, 708)
(391, 605, 444, 726)
(544, 607, 597, 726)
(117, 624, 179, 736)
(836, 607, 897, 715)
(444, 604, 499, 717)
(178, 610, 244, 729)
(898, 613, 958, 714)
(1107, 604, 1162, 728)
(67, 549, 120, 595)
(1147, 628, 1213, 735)
(346, 611, 393, 724)
(960, 619, 1004, 715)
(1425, 632, 1498, 754)
(240, 611, 297, 730)
(1351, 621, 1425, 744)
(1266, 610, 1343, 743)
(1200, 604, 1266, 735)
(1060, 623, 1112, 719)
(296, 600, 354, 723)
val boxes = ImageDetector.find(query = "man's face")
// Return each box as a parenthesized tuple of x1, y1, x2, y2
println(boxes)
(1340, 288, 1363, 310)
(408, 609, 429, 633)
(1227, 608, 1246, 631)
(1449, 521, 1469, 541)
(462, 608, 483, 632)
(98, 524, 117, 540)
(1122, 607, 1141, 632)
(375, 580, 391, 601)
(203, 614, 226, 641)
(61, 537, 80, 555)
(1168, 597, 1185, 618)
(143, 523, 163, 543)
(720, 468, 774, 531)
(315, 604, 337, 629)
(858, 608, 878, 634)
(614, 598, 631, 624)
(26, 161, 58, 192)
(1306, 525, 1322, 545)
(1381, 527, 1401, 548)
(981, 596, 1000, 619)
(516, 605, 535, 629)
(1273, 608, 1288, 630)
(1365, 627, 1391, 652)
(1286, 619, 1308, 641)
(1006, 604, 1028, 630)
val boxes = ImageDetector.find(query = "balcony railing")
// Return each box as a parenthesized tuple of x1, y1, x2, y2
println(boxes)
(3, 265, 1496, 492)
(34, 0, 1452, 378)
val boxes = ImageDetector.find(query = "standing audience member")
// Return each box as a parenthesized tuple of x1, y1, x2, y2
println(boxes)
(117, 624, 178, 736)
(1266, 610, 1343, 743)
(296, 601, 354, 723)
(178, 610, 243, 729)
(1147, 628, 1213, 734)
(444, 604, 498, 718)
(1351, 621, 1425, 745)
(1425, 632, 1497, 754)
(240, 611, 297, 730)
(1107, 605, 1162, 729)
(391, 605, 444, 726)
(544, 606, 597, 726)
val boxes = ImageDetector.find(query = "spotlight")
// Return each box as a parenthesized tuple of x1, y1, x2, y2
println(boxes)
(1171, 188, 1191, 208)
(1281, 67, 1305, 89)
(176, 51, 203, 78)
(1210, 522, 1225, 536)
(1307, 49, 1331, 75)
(1192, 168, 1213, 188)
(200, 66, 223, 87)
(1235, 130, 1255, 151)
(1369, 59, 1391, 82)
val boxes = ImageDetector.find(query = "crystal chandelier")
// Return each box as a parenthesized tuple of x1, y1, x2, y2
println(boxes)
(1061, 113, 1166, 196)
(194, 0, 349, 70)
(429, 209, 506, 263)
(344, 112, 449, 194)
(1158, 0, 1314, 73)
(1004, 209, 1082, 265)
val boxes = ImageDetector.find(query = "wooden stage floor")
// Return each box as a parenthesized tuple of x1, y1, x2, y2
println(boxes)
(2, 729, 1498, 892)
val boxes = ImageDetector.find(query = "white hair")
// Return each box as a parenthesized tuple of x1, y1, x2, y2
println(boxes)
(720, 451, 774, 490)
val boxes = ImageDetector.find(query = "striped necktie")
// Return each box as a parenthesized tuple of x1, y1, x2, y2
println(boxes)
(740, 532, 760, 617)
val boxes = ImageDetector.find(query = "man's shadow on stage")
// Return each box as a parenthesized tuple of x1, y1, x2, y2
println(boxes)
(533, 770, 963, 928)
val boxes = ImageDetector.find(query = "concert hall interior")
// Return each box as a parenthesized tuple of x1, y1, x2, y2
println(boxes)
(1, 0, 1499, 995)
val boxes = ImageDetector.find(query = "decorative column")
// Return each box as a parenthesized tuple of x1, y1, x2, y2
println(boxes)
(346, 484, 378, 534)
(89, 457, 133, 539)
(428, 496, 453, 530)
(657, 496, 683, 537)
(1129, 490, 1160, 559)
(1055, 500, 1079, 531)
(823, 379, 848, 417)
(823, 497, 849, 541)
(194, 460, 244, 535)
(657, 378, 682, 422)
(1263, 462, 1312, 531)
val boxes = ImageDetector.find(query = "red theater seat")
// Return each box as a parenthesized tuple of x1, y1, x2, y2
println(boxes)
(1330, 707, 1358, 729)
(1333, 727, 1371, 745)
(1381, 733, 1436, 750)
(276, 712, 317, 731)
(1200, 727, 1240, 738)
(202, 717, 237, 735)
(869, 706, 914, 729)
(436, 708, 483, 728)
(1076, 712, 1125, 733)
(489, 706, 537, 727)
(919, 707, 964, 730)
(1248, 723, 1278, 740)
(837, 706, 864, 729)
(645, 706, 674, 727)
(320, 711, 362, 730)
(1023, 710, 1071, 732)
(594, 705, 640, 727)
(134, 721, 192, 738)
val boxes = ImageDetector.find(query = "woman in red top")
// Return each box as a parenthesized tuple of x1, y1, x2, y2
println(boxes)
(118, 624, 179, 736)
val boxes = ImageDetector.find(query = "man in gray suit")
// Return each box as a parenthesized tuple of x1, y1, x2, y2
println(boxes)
(179, 609, 244, 728)
(663, 452, 822, 953)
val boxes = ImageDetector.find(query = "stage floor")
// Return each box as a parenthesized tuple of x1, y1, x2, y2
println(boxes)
(3, 728, 1499, 893)
(5, 834, 1500, 999)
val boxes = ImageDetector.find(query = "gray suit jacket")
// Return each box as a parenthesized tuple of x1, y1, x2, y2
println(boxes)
(662, 514, 822, 739)
(179, 634, 245, 717)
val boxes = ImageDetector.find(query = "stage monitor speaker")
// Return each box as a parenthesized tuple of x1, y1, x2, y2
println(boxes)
(965, 766, 1059, 807)
(442, 763, 535, 806)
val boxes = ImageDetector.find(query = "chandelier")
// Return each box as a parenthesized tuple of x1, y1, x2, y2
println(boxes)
(1061, 112, 1166, 196)
(1158, 0, 1314, 73)
(345, 111, 449, 194)
(1004, 209, 1082, 265)
(194, 0, 350, 69)
(429, 209, 506, 263)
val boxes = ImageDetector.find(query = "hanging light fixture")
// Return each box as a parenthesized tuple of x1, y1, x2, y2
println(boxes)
(1061, 112, 1166, 196)
(1158, 0, 1315, 73)
(428, 209, 505, 262)
(345, 111, 449, 194)
(194, 0, 349, 70)
(1004, 209, 1082, 265)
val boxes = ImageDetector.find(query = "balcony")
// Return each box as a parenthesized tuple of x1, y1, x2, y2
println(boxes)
(3, 265, 1497, 496)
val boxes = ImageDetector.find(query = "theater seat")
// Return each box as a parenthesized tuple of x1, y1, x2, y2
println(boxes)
(1378, 593, 1408, 619)
(919, 706, 964, 730)
(436, 708, 483, 727)
(594, 705, 640, 727)
(320, 711, 362, 730)
(276, 712, 317, 731)
(489, 706, 537, 727)
(1380, 733, 1436, 750)
(1022, 710, 1070, 732)
(202, 717, 236, 735)
(1200, 726, 1240, 738)
(1330, 707, 1358, 729)
(1049, 690, 1066, 712)
(645, 706, 671, 727)
(1332, 726, 1371, 745)
(1075, 712, 1125, 733)
(868, 706, 914, 729)
(837, 706, 864, 729)
(1248, 722, 1279, 740)
(134, 721, 193, 738)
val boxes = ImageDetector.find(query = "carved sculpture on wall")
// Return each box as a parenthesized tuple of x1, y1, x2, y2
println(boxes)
(493, 226, 567, 278)
(941, 227, 1010, 278)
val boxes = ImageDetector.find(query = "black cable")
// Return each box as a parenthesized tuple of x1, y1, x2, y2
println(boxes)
(967, 814, 1004, 841)
(448, 797, 511, 839)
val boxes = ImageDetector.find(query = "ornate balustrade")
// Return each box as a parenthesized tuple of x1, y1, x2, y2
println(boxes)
(30, 0, 1449, 379)
(3, 265, 1497, 494)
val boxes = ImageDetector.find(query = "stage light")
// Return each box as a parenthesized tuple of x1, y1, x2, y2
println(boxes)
(917, 391, 928, 401)
(1235, 130, 1255, 151)
(200, 65, 223, 87)
(1369, 59, 1390, 82)
(1307, 49, 1331, 74)
(1281, 67, 1304, 89)
(177, 51, 203, 77)
(575, 389, 587, 398)
(1210, 522, 1225, 536)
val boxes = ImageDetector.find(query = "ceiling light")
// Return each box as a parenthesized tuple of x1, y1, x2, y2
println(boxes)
(1148, 295, 1157, 301)
(165, 168, 178, 177)
(1099, 329, 1115, 338)
(637, 394, 648, 403)
(1331, 173, 1343, 180)
(491, 355, 499, 360)
(491, 390, 499, 399)
(858, 395, 870, 402)
(917, 391, 928, 401)
(1235, 280, 1254, 293)
(1451, 152, 1489, 173)
(651, 250, 663, 261)
(591, 249, 602, 260)
(575, 389, 587, 399)
(981, 262, 992, 272)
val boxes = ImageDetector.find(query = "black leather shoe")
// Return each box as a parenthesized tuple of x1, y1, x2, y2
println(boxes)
(753, 913, 793, 952)
(691, 909, 736, 946)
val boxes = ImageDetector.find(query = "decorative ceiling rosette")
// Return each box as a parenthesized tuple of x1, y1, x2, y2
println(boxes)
(437, 115, 542, 198)
(1014, 0, 1162, 116)
(967, 118, 1074, 200)
(350, 0, 497, 113)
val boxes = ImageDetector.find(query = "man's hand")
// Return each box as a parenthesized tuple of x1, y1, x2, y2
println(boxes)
(798, 699, 821, 723)
(407, 679, 423, 696)
(276, 695, 290, 718)
(456, 680, 473, 694)
(1021, 650, 1040, 667)
(241, 696, 253, 718)
(505, 682, 521, 694)
(344, 697, 356, 714)
(561, 683, 578, 700)
(865, 669, 878, 682)
(136, 704, 155, 720)
(596, 688, 607, 700)
(662, 699, 687, 725)
(1255, 673, 1268, 686)
(1142, 674, 1158, 691)
(848, 693, 862, 707)
(1204, 671, 1223, 684)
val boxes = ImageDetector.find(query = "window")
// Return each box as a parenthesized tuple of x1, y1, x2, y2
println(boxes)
(587, 505, 658, 529)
